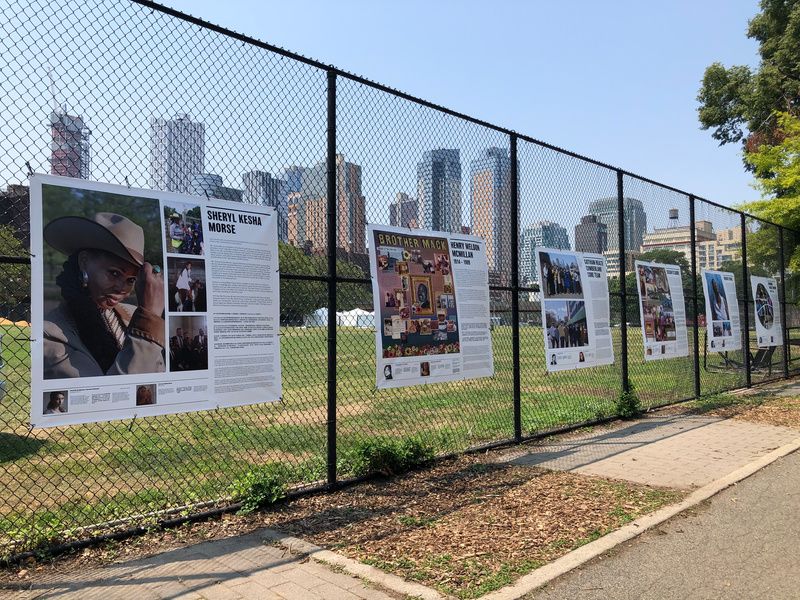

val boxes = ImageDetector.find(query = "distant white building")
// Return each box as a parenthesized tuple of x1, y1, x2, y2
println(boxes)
(150, 114, 205, 194)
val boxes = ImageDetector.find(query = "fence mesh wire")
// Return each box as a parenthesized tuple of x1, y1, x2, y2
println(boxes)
(0, 0, 798, 559)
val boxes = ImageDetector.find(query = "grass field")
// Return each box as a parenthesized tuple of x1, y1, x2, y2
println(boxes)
(0, 322, 794, 557)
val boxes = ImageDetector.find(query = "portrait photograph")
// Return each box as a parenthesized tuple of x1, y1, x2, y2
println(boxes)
(411, 276, 433, 315)
(135, 384, 157, 406)
(43, 390, 68, 415)
(41, 182, 166, 380)
(704, 272, 730, 322)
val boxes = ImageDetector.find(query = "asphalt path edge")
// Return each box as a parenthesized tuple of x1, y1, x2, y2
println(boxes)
(480, 435, 800, 600)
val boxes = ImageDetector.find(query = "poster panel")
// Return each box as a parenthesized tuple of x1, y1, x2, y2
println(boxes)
(634, 260, 689, 361)
(30, 174, 281, 428)
(369, 225, 494, 389)
(701, 269, 741, 352)
(535, 248, 614, 372)
(751, 276, 782, 348)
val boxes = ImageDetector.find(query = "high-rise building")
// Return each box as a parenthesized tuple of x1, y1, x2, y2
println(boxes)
(189, 173, 242, 202)
(520, 221, 570, 284)
(286, 154, 365, 254)
(417, 149, 461, 233)
(587, 197, 647, 252)
(389, 192, 418, 228)
(50, 108, 90, 179)
(698, 225, 743, 271)
(640, 210, 716, 264)
(150, 115, 205, 194)
(243, 170, 287, 240)
(574, 214, 608, 254)
(470, 147, 511, 272)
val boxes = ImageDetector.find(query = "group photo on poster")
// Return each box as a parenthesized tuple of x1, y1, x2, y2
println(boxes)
(751, 276, 782, 348)
(536, 249, 613, 372)
(369, 225, 493, 388)
(702, 269, 741, 352)
(30, 175, 282, 428)
(635, 260, 689, 360)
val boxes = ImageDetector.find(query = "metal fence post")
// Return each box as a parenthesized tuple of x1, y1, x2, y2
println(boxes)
(740, 213, 752, 387)
(779, 226, 790, 378)
(326, 69, 338, 487)
(689, 195, 701, 398)
(510, 134, 521, 441)
(617, 171, 629, 393)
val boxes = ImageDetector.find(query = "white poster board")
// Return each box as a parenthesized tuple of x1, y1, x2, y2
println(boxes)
(634, 260, 689, 361)
(701, 269, 741, 352)
(535, 248, 614, 371)
(368, 224, 494, 389)
(31, 174, 282, 427)
(751, 276, 782, 348)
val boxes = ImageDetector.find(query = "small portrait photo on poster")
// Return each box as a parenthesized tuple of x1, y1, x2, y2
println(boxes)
(135, 384, 157, 406)
(43, 390, 68, 415)
(411, 276, 433, 315)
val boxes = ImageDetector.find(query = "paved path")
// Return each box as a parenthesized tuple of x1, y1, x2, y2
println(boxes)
(506, 414, 799, 488)
(7, 532, 397, 600)
(526, 449, 800, 599)
(9, 397, 800, 600)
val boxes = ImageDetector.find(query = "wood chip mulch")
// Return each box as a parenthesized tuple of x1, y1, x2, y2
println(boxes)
(1, 449, 683, 598)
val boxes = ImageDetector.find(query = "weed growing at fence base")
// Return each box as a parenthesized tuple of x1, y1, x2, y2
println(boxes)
(0, 324, 769, 557)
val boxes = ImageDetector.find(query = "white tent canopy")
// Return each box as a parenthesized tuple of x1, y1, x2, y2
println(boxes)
(304, 307, 328, 327)
(336, 308, 374, 329)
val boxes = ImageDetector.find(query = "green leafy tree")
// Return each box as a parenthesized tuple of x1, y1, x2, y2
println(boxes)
(278, 242, 370, 324)
(0, 225, 30, 320)
(697, 0, 800, 148)
(741, 110, 800, 300)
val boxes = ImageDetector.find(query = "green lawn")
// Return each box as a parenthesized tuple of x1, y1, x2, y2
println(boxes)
(0, 323, 790, 557)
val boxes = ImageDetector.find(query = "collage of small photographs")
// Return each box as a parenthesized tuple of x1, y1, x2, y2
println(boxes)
(375, 235, 460, 378)
(704, 272, 734, 348)
(164, 201, 209, 377)
(637, 264, 677, 356)
(539, 251, 589, 366)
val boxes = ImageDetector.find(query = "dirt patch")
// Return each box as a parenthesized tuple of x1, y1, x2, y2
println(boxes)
(2, 450, 683, 598)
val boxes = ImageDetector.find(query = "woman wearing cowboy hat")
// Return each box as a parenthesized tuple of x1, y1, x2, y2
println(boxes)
(43, 212, 166, 378)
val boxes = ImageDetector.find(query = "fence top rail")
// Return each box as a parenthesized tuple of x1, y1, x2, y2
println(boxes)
(108, 1, 792, 238)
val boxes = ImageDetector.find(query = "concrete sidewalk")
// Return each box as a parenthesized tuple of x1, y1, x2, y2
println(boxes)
(9, 394, 800, 600)
(7, 532, 401, 599)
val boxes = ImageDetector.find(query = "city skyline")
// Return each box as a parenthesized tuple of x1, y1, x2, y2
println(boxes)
(32, 102, 750, 270)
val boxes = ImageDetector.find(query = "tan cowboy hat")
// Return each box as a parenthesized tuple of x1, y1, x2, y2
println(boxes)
(44, 212, 145, 267)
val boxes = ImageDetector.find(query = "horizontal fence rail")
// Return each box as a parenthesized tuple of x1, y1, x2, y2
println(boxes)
(0, 0, 798, 560)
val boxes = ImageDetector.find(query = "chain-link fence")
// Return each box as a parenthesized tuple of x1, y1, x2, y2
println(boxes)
(1, 0, 798, 559)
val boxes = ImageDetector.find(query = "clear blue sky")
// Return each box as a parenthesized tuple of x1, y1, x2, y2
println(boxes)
(159, 0, 761, 207)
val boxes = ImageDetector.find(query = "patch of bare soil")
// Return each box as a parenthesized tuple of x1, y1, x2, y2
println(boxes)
(2, 450, 683, 599)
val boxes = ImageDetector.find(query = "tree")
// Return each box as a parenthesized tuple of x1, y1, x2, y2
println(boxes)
(0, 225, 30, 321)
(278, 242, 371, 325)
(741, 110, 800, 300)
(697, 0, 800, 148)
